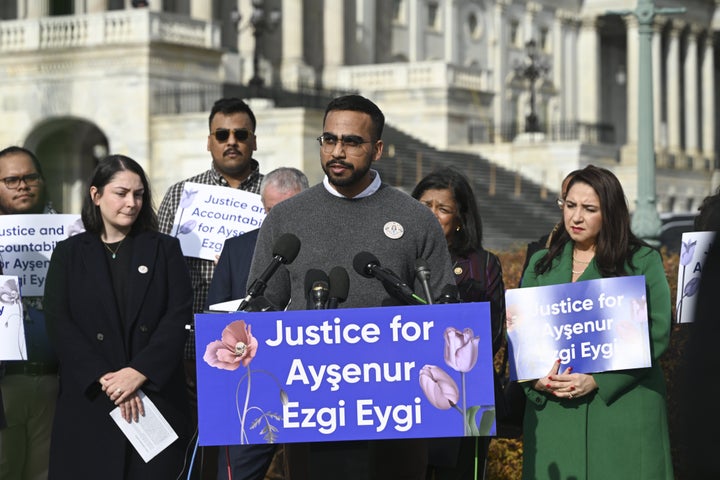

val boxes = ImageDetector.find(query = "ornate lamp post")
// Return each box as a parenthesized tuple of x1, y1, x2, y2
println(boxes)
(515, 39, 549, 133)
(233, 0, 281, 88)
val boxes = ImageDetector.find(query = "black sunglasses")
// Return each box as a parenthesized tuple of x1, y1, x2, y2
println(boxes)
(211, 128, 254, 143)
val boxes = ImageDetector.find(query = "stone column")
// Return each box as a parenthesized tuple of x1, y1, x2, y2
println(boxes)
(577, 17, 600, 125)
(236, 0, 254, 84)
(408, 0, 421, 61)
(281, 0, 313, 88)
(74, 0, 107, 13)
(281, 0, 302, 64)
(190, 0, 213, 21)
(20, 0, 49, 18)
(684, 24, 700, 162)
(562, 14, 579, 123)
(701, 33, 715, 164)
(626, 15, 639, 145)
(443, 0, 458, 63)
(321, 0, 345, 89)
(323, 0, 344, 66)
(551, 11, 564, 120)
(526, 2, 541, 40)
(652, 19, 663, 151)
(665, 20, 683, 154)
(491, 1, 509, 133)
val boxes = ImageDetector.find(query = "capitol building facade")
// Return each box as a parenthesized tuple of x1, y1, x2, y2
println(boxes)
(0, 0, 717, 241)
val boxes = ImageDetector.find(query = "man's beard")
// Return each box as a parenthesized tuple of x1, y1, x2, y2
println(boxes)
(322, 159, 371, 188)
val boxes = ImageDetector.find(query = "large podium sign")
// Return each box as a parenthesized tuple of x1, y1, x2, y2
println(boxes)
(195, 303, 495, 446)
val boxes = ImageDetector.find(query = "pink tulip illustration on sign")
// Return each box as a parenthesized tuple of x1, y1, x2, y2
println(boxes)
(419, 326, 488, 436)
(204, 320, 287, 443)
(174, 186, 198, 236)
(444, 327, 479, 373)
(0, 277, 26, 360)
(419, 366, 459, 410)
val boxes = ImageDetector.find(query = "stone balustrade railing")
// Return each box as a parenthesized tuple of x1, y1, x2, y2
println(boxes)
(333, 61, 492, 92)
(0, 10, 219, 52)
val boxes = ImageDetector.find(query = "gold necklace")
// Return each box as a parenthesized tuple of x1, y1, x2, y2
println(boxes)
(103, 238, 124, 259)
(572, 249, 594, 265)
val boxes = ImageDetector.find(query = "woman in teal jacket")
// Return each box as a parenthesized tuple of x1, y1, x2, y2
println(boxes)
(521, 165, 673, 480)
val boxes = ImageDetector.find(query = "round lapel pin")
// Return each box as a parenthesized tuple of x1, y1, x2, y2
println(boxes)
(383, 221, 404, 239)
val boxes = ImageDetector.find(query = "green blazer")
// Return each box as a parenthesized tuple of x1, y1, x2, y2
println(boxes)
(520, 242, 673, 480)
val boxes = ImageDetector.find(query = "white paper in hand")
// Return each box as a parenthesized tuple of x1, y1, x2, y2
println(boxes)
(109, 390, 178, 463)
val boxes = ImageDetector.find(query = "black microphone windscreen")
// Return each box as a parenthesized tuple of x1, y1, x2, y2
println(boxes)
(415, 258, 430, 275)
(353, 251, 378, 278)
(304, 269, 329, 294)
(328, 266, 350, 302)
(273, 233, 301, 264)
(436, 283, 460, 303)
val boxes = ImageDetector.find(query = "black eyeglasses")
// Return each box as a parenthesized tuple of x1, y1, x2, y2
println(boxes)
(1, 173, 41, 189)
(316, 134, 372, 156)
(210, 128, 254, 143)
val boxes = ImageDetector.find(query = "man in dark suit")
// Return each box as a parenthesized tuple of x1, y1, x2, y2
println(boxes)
(206, 167, 308, 480)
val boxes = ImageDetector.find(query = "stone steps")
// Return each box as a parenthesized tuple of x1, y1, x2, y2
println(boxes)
(378, 124, 561, 251)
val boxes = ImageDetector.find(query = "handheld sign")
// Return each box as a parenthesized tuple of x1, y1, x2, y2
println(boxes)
(675, 231, 716, 324)
(169, 182, 265, 261)
(505, 276, 651, 381)
(0, 275, 26, 360)
(0, 214, 83, 296)
(195, 303, 496, 446)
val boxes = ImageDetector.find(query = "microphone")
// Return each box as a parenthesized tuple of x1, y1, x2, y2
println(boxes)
(242, 296, 279, 312)
(238, 233, 301, 311)
(436, 284, 460, 304)
(414, 258, 433, 305)
(304, 269, 329, 309)
(327, 266, 350, 309)
(352, 252, 426, 305)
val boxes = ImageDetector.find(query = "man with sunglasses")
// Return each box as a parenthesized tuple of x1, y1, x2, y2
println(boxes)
(158, 97, 263, 478)
(248, 95, 455, 480)
(0, 146, 58, 480)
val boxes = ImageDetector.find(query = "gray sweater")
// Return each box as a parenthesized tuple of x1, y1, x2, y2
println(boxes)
(248, 182, 455, 310)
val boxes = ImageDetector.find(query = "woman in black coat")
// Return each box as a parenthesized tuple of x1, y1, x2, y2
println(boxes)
(45, 155, 193, 479)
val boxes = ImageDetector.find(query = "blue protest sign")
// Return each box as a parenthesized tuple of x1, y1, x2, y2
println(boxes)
(195, 303, 494, 446)
(505, 276, 651, 381)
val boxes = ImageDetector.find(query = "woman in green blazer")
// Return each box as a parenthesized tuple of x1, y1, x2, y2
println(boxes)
(520, 165, 673, 480)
